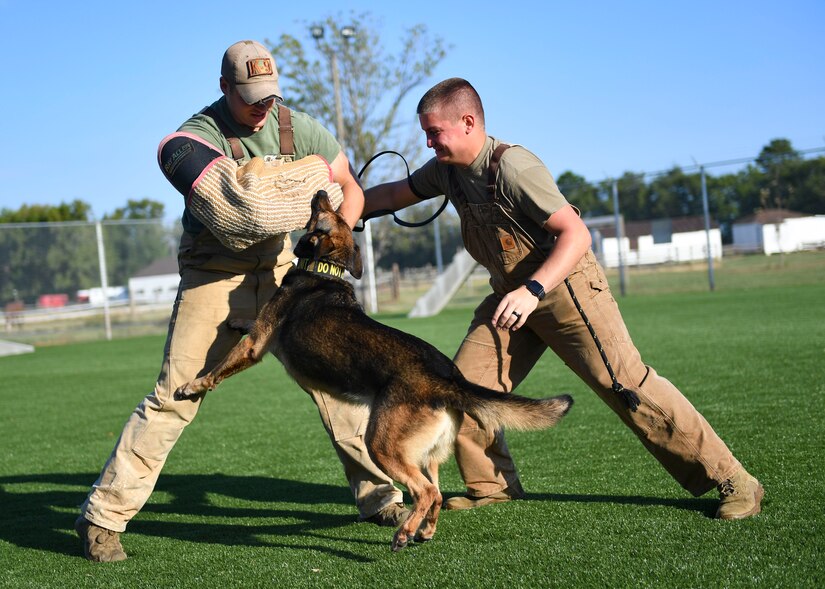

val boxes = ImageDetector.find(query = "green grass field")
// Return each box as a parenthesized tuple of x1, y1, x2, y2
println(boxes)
(1, 258, 824, 587)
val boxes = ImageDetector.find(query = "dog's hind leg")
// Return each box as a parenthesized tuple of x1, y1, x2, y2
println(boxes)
(174, 329, 270, 400)
(366, 399, 444, 550)
(367, 439, 433, 550)
(414, 458, 442, 543)
(387, 467, 439, 552)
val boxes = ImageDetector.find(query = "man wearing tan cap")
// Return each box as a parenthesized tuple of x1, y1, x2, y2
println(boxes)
(74, 40, 407, 562)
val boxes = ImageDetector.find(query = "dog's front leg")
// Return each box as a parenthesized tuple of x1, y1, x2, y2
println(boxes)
(174, 329, 268, 400)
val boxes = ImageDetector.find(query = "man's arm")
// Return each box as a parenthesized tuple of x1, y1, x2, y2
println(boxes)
(532, 204, 593, 293)
(492, 204, 592, 330)
(329, 151, 364, 229)
(363, 179, 423, 217)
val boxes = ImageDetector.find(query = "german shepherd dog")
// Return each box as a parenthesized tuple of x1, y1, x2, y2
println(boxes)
(175, 192, 573, 551)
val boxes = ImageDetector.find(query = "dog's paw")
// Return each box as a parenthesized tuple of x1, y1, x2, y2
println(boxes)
(227, 318, 253, 334)
(413, 531, 434, 543)
(414, 522, 436, 543)
(391, 530, 409, 552)
(174, 382, 206, 401)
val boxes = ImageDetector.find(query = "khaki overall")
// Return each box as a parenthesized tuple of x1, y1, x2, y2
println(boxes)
(449, 146, 740, 498)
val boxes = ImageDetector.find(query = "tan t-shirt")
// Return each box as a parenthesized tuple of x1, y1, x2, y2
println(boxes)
(410, 135, 568, 257)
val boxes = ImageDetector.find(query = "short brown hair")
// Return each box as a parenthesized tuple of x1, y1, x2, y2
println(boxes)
(417, 78, 485, 127)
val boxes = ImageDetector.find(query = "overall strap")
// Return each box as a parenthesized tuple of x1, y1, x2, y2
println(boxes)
(487, 143, 512, 201)
(489, 140, 639, 411)
(447, 142, 513, 208)
(277, 103, 294, 157)
(202, 104, 295, 161)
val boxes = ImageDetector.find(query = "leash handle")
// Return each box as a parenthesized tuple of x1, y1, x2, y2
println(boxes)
(353, 150, 448, 232)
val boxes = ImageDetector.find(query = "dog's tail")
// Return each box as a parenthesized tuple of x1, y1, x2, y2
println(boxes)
(453, 378, 573, 434)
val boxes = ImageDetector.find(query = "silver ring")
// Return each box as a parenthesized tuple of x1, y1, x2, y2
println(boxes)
(512, 311, 522, 318)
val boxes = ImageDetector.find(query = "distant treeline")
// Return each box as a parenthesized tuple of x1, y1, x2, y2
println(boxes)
(2, 139, 823, 298)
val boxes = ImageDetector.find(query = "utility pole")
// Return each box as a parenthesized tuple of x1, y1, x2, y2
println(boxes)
(311, 24, 378, 313)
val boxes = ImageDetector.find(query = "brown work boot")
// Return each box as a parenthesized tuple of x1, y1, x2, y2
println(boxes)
(75, 515, 127, 562)
(360, 502, 411, 527)
(444, 483, 525, 511)
(716, 469, 764, 520)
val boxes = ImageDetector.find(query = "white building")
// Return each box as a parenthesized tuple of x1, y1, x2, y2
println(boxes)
(587, 215, 722, 268)
(128, 256, 180, 304)
(76, 286, 128, 305)
(732, 209, 825, 255)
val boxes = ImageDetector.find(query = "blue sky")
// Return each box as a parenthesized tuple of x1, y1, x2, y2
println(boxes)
(1, 0, 823, 221)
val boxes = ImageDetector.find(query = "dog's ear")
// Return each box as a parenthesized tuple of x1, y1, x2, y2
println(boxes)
(306, 191, 330, 232)
(348, 242, 363, 279)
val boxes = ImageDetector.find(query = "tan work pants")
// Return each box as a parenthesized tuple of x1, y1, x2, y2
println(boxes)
(452, 250, 740, 498)
(81, 249, 400, 533)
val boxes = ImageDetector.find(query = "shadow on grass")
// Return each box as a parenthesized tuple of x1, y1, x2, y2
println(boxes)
(0, 473, 718, 562)
(523, 491, 718, 518)
(0, 472, 383, 562)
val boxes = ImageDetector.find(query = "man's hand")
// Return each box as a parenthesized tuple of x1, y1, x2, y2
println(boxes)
(492, 286, 540, 331)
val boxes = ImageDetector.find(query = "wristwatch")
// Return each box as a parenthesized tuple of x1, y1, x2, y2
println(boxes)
(523, 279, 546, 301)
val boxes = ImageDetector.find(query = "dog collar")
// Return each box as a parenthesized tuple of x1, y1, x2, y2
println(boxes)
(296, 257, 347, 279)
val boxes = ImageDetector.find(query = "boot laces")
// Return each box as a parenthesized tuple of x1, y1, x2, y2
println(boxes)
(718, 479, 735, 497)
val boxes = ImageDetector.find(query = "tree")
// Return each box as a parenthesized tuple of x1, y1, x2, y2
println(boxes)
(105, 198, 166, 221)
(370, 204, 463, 270)
(705, 173, 746, 243)
(269, 12, 449, 270)
(0, 199, 92, 223)
(556, 171, 608, 218)
(271, 13, 448, 181)
(793, 156, 825, 214)
(754, 138, 802, 211)
(646, 167, 704, 219)
(756, 138, 800, 173)
(0, 200, 96, 303)
(0, 199, 175, 304)
(613, 172, 650, 221)
(102, 198, 174, 286)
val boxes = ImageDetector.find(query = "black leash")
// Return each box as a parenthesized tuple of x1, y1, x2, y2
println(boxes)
(353, 150, 448, 232)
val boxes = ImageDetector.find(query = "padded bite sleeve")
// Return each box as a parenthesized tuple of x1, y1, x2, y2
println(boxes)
(157, 132, 344, 251)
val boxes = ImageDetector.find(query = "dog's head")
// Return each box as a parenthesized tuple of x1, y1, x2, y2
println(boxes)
(293, 191, 363, 279)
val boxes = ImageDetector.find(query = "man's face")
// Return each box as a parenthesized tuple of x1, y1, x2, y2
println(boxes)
(222, 80, 275, 131)
(419, 110, 473, 166)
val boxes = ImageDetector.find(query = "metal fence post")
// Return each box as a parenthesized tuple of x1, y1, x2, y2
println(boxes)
(612, 179, 627, 297)
(700, 166, 716, 291)
(94, 220, 112, 340)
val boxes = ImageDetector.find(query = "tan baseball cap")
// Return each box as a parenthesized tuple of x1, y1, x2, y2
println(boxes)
(221, 40, 282, 104)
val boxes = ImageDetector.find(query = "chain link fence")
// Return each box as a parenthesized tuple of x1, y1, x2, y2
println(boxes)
(0, 219, 467, 346)
(1, 219, 180, 345)
(2, 214, 823, 347)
